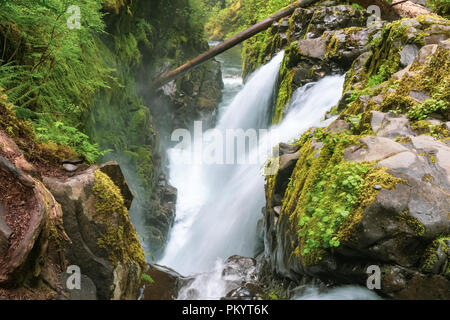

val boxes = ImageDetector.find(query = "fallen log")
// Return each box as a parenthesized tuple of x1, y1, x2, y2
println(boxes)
(151, 0, 439, 90)
(150, 0, 318, 89)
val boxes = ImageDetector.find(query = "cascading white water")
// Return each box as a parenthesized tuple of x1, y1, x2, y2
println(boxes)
(159, 51, 377, 300)
(159, 51, 284, 274)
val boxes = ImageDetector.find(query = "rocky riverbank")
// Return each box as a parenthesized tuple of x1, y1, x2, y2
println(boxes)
(253, 4, 449, 299)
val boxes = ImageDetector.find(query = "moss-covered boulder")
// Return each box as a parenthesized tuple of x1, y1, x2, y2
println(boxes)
(85, 0, 222, 260)
(262, 11, 450, 299)
(242, 5, 371, 79)
(263, 120, 450, 298)
(44, 162, 145, 300)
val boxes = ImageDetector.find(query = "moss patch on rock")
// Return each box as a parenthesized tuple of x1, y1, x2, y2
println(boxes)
(270, 130, 404, 266)
(93, 170, 146, 269)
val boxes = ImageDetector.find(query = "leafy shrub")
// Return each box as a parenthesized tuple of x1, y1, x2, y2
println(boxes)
(407, 98, 448, 120)
(34, 115, 106, 163)
(0, 0, 110, 162)
(298, 154, 369, 255)
(141, 273, 154, 284)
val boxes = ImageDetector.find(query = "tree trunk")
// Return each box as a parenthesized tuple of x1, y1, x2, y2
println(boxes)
(150, 0, 317, 89)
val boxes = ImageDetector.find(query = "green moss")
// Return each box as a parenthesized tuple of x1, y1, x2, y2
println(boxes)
(271, 41, 303, 123)
(0, 88, 36, 143)
(395, 136, 413, 144)
(338, 166, 405, 241)
(323, 27, 364, 61)
(141, 273, 154, 284)
(420, 236, 450, 276)
(399, 209, 426, 236)
(273, 70, 295, 124)
(340, 34, 449, 140)
(407, 98, 449, 121)
(365, 21, 407, 78)
(272, 130, 404, 266)
(337, 19, 439, 118)
(426, 0, 450, 19)
(411, 120, 450, 139)
(93, 170, 146, 269)
(0, 88, 82, 164)
(324, 31, 339, 60)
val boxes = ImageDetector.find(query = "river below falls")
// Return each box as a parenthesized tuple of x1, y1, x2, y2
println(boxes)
(156, 43, 380, 300)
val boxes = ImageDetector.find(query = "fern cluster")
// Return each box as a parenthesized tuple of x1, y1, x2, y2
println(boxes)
(0, 0, 110, 162)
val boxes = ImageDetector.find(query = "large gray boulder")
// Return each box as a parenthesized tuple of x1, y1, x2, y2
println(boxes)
(44, 162, 145, 300)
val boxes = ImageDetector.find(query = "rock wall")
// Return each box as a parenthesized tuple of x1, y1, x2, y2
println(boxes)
(259, 5, 450, 299)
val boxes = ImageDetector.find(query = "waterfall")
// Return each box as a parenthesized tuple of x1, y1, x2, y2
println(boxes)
(158, 51, 377, 300)
(159, 51, 284, 274)
(292, 285, 381, 300)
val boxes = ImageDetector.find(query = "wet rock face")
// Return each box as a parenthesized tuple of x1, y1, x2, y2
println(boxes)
(44, 162, 145, 300)
(153, 59, 223, 138)
(342, 123, 450, 267)
(264, 119, 450, 299)
(222, 255, 258, 282)
(220, 256, 264, 300)
(172, 255, 264, 300)
(140, 264, 186, 300)
(224, 283, 265, 300)
(244, 5, 371, 79)
(144, 175, 177, 259)
(290, 6, 369, 40)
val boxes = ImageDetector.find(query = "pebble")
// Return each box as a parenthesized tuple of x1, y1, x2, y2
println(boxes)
(373, 185, 382, 190)
(63, 163, 78, 172)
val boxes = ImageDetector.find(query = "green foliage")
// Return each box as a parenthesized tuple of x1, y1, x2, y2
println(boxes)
(426, 0, 450, 19)
(34, 115, 106, 163)
(288, 131, 371, 260)
(407, 98, 449, 120)
(206, 0, 294, 39)
(351, 3, 364, 10)
(298, 160, 369, 255)
(0, 0, 111, 162)
(189, 0, 227, 24)
(411, 120, 450, 139)
(345, 87, 371, 103)
(420, 236, 450, 276)
(367, 60, 400, 88)
(273, 129, 404, 266)
(367, 74, 385, 88)
(141, 273, 154, 284)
